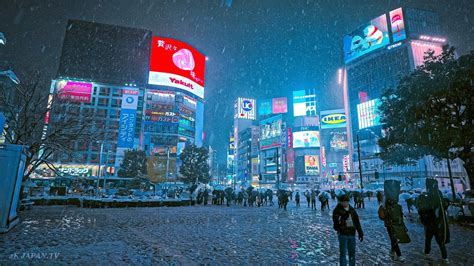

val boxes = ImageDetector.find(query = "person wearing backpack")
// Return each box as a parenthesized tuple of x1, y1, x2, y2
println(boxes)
(333, 194, 363, 266)
(417, 179, 450, 261)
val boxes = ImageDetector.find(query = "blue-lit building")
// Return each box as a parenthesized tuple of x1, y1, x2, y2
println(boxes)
(344, 7, 468, 190)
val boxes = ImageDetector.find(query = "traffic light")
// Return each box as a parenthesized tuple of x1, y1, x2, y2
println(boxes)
(374, 171, 380, 179)
(258, 174, 262, 181)
(338, 174, 343, 181)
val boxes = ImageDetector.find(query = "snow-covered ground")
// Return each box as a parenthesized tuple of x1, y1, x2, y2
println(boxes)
(1, 199, 473, 264)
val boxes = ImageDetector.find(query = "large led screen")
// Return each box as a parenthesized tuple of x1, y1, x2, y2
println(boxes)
(293, 90, 317, 117)
(258, 98, 272, 116)
(259, 115, 283, 150)
(304, 155, 320, 175)
(389, 8, 406, 43)
(343, 14, 390, 63)
(357, 98, 382, 129)
(293, 130, 320, 148)
(272, 97, 288, 114)
(149, 37, 206, 99)
(56, 80, 92, 103)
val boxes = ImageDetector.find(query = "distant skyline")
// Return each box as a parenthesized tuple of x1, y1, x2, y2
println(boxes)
(1, 0, 473, 163)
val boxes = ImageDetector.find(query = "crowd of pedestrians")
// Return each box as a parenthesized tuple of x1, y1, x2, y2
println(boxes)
(192, 179, 452, 265)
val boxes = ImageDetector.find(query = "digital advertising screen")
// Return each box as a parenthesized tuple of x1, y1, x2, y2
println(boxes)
(236, 98, 256, 120)
(293, 90, 317, 117)
(343, 14, 390, 63)
(258, 98, 272, 116)
(56, 80, 92, 103)
(357, 98, 382, 129)
(304, 155, 320, 175)
(389, 8, 406, 43)
(272, 97, 288, 114)
(259, 115, 283, 150)
(329, 131, 348, 151)
(293, 130, 320, 148)
(148, 36, 206, 99)
(320, 109, 346, 129)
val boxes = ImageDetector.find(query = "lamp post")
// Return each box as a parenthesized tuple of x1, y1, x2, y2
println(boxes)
(96, 141, 104, 196)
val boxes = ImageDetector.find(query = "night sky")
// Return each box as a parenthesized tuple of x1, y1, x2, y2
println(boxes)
(1, 0, 473, 163)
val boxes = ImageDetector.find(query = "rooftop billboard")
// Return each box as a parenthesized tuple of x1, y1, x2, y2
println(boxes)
(149, 37, 206, 99)
(236, 98, 256, 120)
(343, 14, 390, 63)
(389, 8, 406, 42)
(293, 89, 317, 117)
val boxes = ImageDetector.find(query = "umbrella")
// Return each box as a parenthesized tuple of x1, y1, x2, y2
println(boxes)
(319, 191, 330, 200)
(224, 187, 233, 195)
(399, 192, 411, 201)
(213, 185, 225, 191)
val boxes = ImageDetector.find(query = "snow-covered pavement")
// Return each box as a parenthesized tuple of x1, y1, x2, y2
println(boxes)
(1, 199, 473, 264)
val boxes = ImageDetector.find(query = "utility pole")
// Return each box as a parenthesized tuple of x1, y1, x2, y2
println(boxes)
(356, 134, 363, 189)
(165, 146, 170, 180)
(96, 142, 104, 196)
(275, 147, 280, 190)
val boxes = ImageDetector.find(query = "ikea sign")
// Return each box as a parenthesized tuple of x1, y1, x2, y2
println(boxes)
(320, 109, 346, 129)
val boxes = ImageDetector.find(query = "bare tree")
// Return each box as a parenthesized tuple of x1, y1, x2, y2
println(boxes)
(1, 76, 100, 181)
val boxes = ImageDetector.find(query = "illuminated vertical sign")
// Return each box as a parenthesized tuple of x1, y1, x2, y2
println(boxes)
(116, 89, 139, 167)
(389, 8, 406, 42)
(287, 128, 292, 149)
(321, 146, 326, 167)
(236, 98, 256, 120)
(287, 149, 295, 182)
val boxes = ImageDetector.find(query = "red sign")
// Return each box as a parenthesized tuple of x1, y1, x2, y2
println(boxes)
(321, 146, 326, 167)
(272, 97, 288, 114)
(56, 81, 92, 103)
(287, 149, 295, 182)
(287, 127, 292, 148)
(149, 37, 205, 99)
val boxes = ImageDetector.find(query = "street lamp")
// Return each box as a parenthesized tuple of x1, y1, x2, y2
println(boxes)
(0, 32, 6, 46)
(96, 141, 106, 196)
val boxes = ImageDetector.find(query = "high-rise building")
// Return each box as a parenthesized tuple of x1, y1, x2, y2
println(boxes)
(343, 7, 467, 189)
(233, 97, 256, 185)
(39, 20, 207, 181)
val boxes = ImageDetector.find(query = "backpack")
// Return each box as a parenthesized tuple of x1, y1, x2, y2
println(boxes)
(378, 205, 385, 220)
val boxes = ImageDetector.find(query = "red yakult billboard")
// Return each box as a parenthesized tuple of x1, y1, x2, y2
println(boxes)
(148, 37, 206, 99)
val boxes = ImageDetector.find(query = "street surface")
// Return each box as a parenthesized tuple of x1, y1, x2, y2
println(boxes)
(1, 199, 473, 264)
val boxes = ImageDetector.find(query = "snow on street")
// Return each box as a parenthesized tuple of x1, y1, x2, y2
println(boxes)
(1, 199, 473, 264)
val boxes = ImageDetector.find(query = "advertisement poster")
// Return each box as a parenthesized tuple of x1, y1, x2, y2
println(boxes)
(389, 8, 406, 42)
(304, 155, 320, 175)
(237, 98, 256, 120)
(56, 80, 92, 103)
(293, 131, 320, 148)
(343, 14, 390, 63)
(293, 90, 317, 117)
(357, 98, 382, 129)
(287, 149, 295, 181)
(259, 115, 282, 150)
(272, 97, 288, 114)
(330, 131, 348, 151)
(148, 36, 205, 99)
(258, 99, 272, 116)
(320, 109, 346, 129)
(321, 146, 326, 167)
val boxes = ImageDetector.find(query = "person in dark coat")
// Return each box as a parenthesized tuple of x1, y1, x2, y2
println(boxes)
(417, 179, 450, 260)
(311, 190, 317, 210)
(304, 190, 311, 207)
(380, 199, 404, 260)
(376, 191, 383, 205)
(332, 194, 363, 266)
(295, 191, 300, 208)
(203, 189, 208, 205)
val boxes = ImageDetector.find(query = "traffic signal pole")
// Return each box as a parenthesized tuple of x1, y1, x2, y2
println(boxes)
(356, 134, 363, 189)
